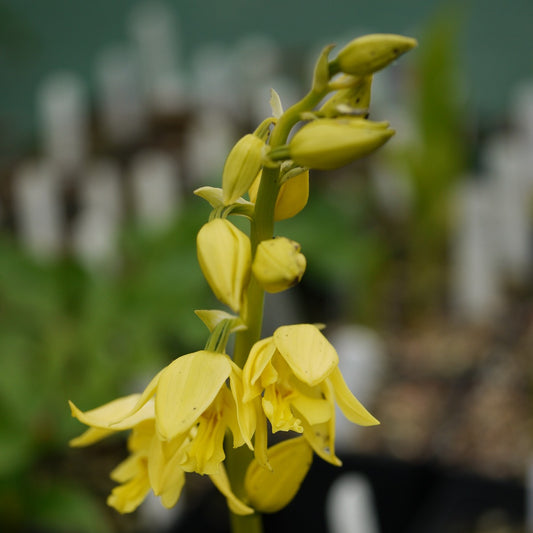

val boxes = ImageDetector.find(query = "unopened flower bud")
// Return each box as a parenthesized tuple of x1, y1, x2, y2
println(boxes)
(244, 437, 313, 513)
(197, 218, 251, 311)
(332, 34, 417, 76)
(252, 237, 306, 293)
(222, 134, 265, 205)
(289, 118, 394, 170)
(249, 170, 309, 221)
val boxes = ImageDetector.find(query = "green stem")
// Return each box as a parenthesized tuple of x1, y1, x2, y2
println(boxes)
(226, 85, 330, 533)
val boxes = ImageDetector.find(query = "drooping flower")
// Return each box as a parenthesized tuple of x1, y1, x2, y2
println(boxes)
(69, 351, 257, 515)
(242, 324, 379, 465)
(126, 351, 256, 474)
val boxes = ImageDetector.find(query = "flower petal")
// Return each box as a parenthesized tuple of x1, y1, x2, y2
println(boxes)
(155, 351, 232, 440)
(69, 427, 114, 447)
(68, 394, 155, 431)
(253, 401, 270, 469)
(107, 459, 151, 514)
(242, 337, 276, 401)
(244, 436, 313, 513)
(228, 365, 256, 448)
(210, 466, 255, 516)
(274, 324, 338, 386)
(293, 380, 341, 466)
(328, 367, 380, 426)
(290, 394, 333, 426)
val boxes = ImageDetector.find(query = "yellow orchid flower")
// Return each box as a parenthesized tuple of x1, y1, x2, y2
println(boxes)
(197, 218, 251, 312)
(69, 380, 255, 515)
(242, 324, 379, 465)
(112, 351, 255, 473)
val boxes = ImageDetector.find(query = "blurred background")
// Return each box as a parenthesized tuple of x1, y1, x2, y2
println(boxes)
(0, 0, 532, 532)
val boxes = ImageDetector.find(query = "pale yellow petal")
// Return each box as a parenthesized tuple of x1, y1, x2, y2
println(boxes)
(110, 453, 144, 483)
(155, 351, 231, 440)
(298, 415, 341, 467)
(69, 427, 114, 447)
(128, 419, 157, 452)
(107, 462, 151, 514)
(194, 309, 245, 333)
(148, 432, 188, 504)
(253, 400, 270, 469)
(242, 337, 276, 401)
(228, 365, 256, 448)
(292, 379, 341, 466)
(69, 394, 155, 431)
(329, 367, 380, 426)
(160, 471, 186, 509)
(210, 465, 255, 516)
(274, 324, 338, 386)
(147, 436, 166, 494)
(244, 436, 313, 513)
(290, 394, 333, 426)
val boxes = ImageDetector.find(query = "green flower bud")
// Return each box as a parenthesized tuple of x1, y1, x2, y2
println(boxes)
(332, 33, 417, 76)
(252, 237, 306, 293)
(197, 218, 251, 311)
(289, 118, 394, 170)
(222, 134, 265, 205)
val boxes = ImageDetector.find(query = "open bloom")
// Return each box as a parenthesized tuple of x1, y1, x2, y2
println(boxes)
(69, 351, 257, 514)
(242, 324, 379, 465)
